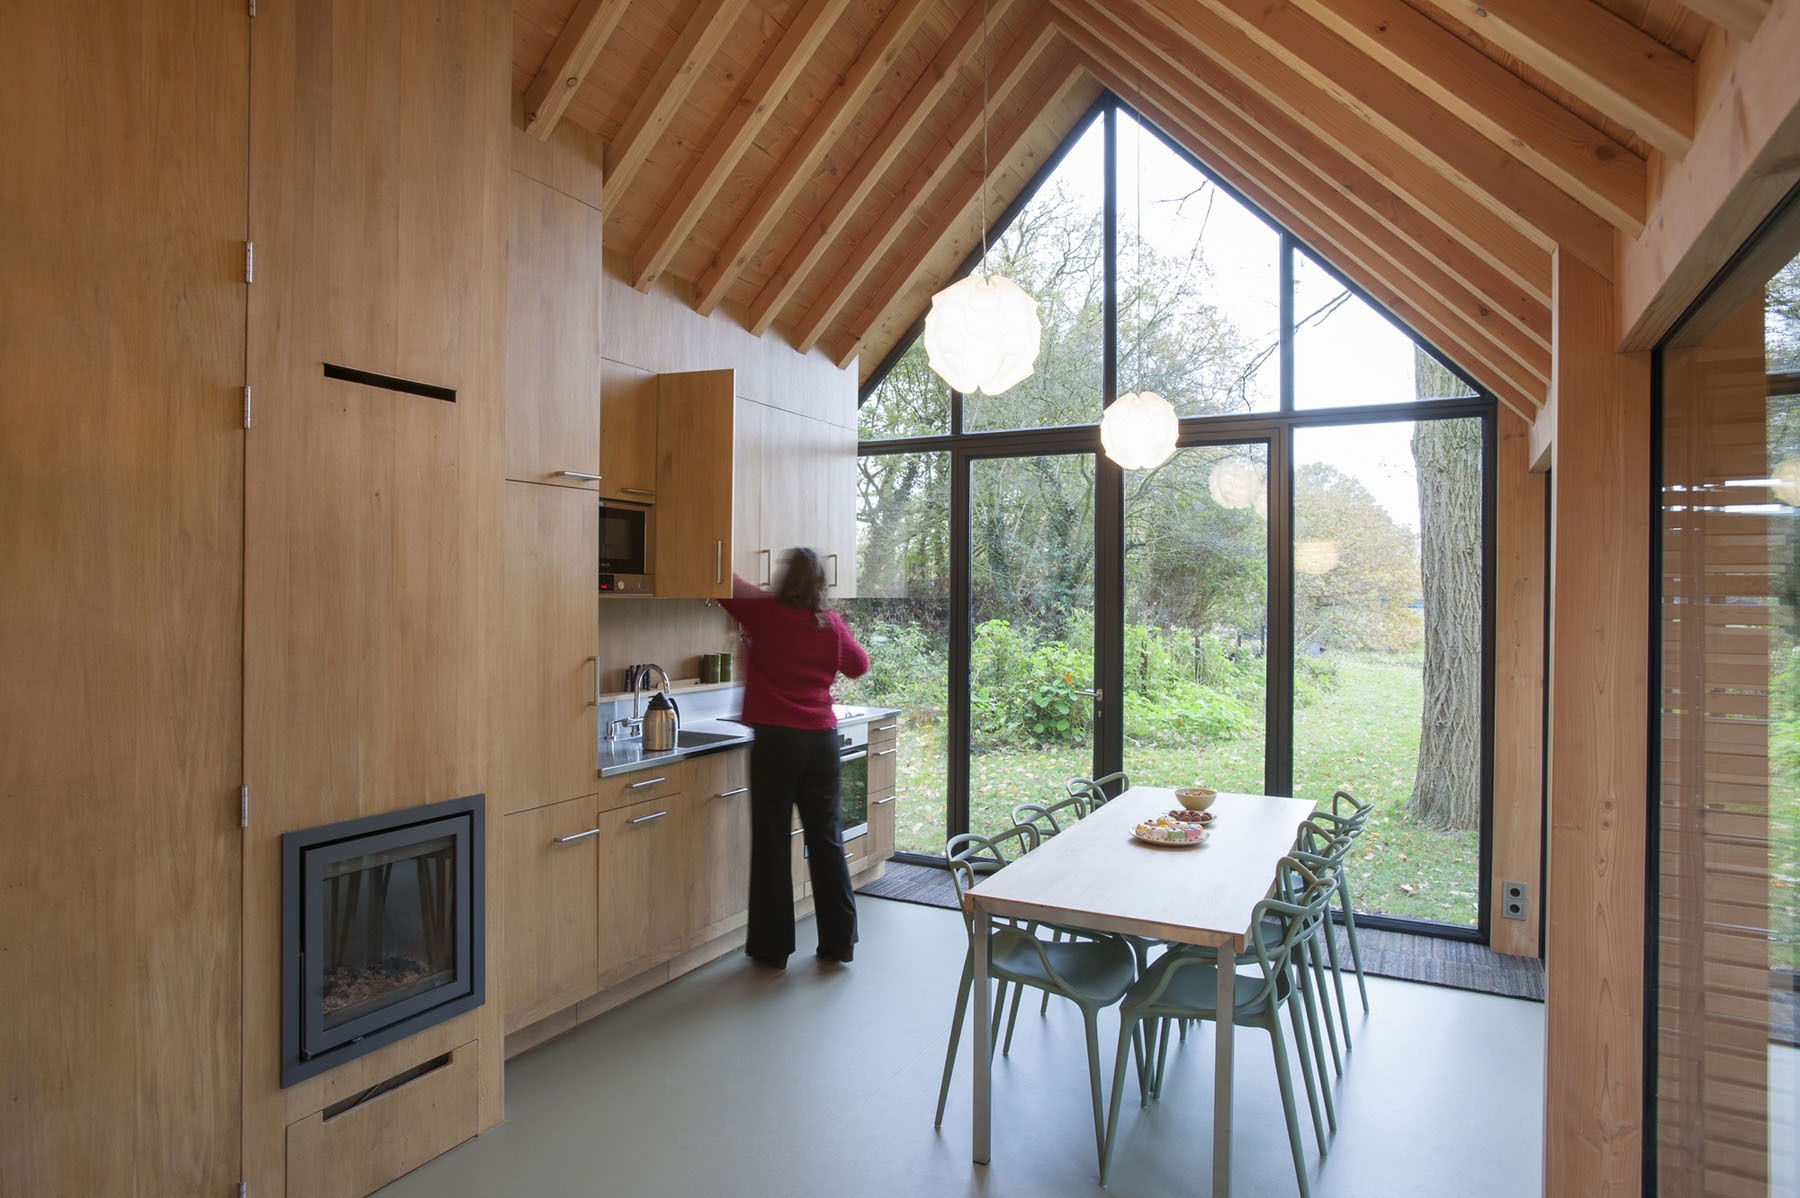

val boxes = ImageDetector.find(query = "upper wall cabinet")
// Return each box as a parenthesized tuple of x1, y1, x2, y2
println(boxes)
(505, 171, 602, 488)
(600, 359, 661, 503)
(654, 370, 740, 598)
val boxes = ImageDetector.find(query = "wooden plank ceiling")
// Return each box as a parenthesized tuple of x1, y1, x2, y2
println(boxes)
(511, 0, 1772, 414)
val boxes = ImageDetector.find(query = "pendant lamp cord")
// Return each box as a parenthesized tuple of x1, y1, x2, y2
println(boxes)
(978, 0, 990, 282)
(1135, 69, 1144, 390)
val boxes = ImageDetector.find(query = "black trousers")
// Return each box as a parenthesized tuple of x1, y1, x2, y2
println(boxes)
(746, 725, 858, 962)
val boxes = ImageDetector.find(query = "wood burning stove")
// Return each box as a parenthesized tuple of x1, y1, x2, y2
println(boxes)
(281, 795, 485, 1087)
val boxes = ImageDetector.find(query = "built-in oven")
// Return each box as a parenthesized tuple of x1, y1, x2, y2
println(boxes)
(598, 498, 654, 596)
(836, 720, 869, 840)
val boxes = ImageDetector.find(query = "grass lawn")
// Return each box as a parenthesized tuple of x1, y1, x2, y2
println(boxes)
(887, 652, 1480, 928)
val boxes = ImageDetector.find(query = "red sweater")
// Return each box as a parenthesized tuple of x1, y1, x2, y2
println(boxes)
(720, 575, 869, 729)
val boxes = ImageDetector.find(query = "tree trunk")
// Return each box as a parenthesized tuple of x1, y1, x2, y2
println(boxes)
(1409, 418, 1482, 831)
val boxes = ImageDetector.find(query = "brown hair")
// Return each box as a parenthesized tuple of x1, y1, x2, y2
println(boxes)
(773, 547, 829, 615)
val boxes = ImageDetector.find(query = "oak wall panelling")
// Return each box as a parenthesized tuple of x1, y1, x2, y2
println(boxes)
(0, 2, 247, 1192)
(243, 0, 511, 1193)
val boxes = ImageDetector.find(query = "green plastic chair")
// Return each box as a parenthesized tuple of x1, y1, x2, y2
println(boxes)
(935, 826, 1142, 1177)
(1307, 790, 1374, 1013)
(1065, 770, 1130, 809)
(1012, 793, 1089, 840)
(1099, 857, 1337, 1195)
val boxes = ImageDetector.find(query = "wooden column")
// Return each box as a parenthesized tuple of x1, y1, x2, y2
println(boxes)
(1492, 408, 1547, 957)
(1543, 250, 1650, 1195)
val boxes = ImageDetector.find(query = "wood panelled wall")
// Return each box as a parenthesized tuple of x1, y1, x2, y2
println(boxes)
(241, 1, 512, 1193)
(0, 3, 248, 1193)
(1656, 297, 1774, 1195)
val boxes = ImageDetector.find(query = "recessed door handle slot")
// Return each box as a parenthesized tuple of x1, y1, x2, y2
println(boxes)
(322, 363, 456, 402)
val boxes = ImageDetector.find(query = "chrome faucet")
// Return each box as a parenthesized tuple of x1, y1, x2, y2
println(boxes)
(606, 663, 671, 742)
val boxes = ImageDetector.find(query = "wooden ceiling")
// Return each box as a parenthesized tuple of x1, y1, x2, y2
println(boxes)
(510, 0, 1775, 416)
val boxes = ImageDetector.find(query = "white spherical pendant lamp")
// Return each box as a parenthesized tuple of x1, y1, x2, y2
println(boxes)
(1100, 391, 1179, 470)
(923, 273, 1041, 397)
(1208, 458, 1264, 510)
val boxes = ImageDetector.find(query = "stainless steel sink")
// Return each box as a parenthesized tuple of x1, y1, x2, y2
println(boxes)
(674, 729, 742, 749)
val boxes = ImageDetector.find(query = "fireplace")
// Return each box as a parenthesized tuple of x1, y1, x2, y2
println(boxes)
(281, 795, 485, 1087)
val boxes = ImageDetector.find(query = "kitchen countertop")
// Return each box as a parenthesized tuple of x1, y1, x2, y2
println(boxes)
(596, 704, 900, 778)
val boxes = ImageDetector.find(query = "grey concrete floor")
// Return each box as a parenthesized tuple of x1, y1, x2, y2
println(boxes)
(380, 897, 1545, 1197)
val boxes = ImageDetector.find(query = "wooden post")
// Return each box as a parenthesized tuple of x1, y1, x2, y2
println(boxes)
(1542, 249, 1650, 1195)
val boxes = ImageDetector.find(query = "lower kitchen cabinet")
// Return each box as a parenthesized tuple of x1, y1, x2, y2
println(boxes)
(596, 794, 690, 986)
(868, 717, 899, 863)
(688, 748, 751, 941)
(502, 795, 600, 1032)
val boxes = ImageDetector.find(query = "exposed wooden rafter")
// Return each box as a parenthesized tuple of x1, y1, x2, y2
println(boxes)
(1668, 0, 1771, 40)
(789, 12, 1058, 354)
(603, 0, 750, 206)
(1179, 0, 1616, 277)
(745, 0, 1017, 338)
(691, 0, 938, 316)
(1432, 0, 1697, 159)
(521, 0, 632, 141)
(630, 0, 854, 293)
(1285, 0, 1646, 234)
(1056, 9, 1548, 410)
(1084, 0, 1552, 305)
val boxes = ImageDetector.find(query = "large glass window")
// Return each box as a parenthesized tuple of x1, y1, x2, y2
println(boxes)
(1655, 237, 1800, 1193)
(853, 97, 1492, 936)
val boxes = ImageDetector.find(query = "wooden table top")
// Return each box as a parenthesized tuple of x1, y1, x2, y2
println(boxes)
(964, 787, 1319, 951)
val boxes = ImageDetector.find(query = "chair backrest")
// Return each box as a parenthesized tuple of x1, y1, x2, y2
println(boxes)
(1245, 856, 1336, 1004)
(1012, 794, 1088, 839)
(945, 825, 1040, 932)
(1065, 771, 1130, 809)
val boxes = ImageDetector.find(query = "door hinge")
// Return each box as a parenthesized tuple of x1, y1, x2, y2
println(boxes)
(243, 385, 252, 430)
(247, 0, 255, 16)
(245, 241, 254, 284)
(239, 785, 250, 829)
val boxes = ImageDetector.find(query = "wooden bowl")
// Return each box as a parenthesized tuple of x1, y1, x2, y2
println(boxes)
(1175, 786, 1218, 812)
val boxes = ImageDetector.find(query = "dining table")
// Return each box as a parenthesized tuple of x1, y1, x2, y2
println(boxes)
(963, 785, 1319, 1195)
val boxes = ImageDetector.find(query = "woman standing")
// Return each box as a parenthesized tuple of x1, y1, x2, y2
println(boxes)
(720, 548, 869, 968)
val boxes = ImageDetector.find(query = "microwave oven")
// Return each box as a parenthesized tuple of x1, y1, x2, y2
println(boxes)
(598, 498, 654, 596)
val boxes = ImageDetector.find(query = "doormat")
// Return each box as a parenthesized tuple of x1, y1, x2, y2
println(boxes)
(859, 862, 1547, 1002)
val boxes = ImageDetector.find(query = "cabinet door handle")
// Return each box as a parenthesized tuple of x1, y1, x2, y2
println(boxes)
(789, 827, 803, 837)
(629, 810, 669, 825)
(556, 470, 602, 481)
(715, 540, 723, 586)
(629, 776, 668, 789)
(585, 656, 599, 707)
(621, 487, 655, 497)
(826, 553, 838, 588)
(719, 787, 749, 798)
(874, 796, 896, 805)
(874, 748, 896, 757)
(759, 548, 771, 586)
(874, 723, 898, 731)
(552, 827, 601, 844)
(842, 851, 853, 860)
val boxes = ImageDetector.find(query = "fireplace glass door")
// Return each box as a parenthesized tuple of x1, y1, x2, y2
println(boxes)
(319, 833, 458, 1031)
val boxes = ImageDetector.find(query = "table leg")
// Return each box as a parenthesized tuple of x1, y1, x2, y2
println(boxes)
(1213, 948, 1234, 1195)
(972, 898, 991, 1165)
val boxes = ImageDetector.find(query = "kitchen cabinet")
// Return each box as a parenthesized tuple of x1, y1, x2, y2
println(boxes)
(868, 717, 899, 863)
(688, 749, 752, 942)
(496, 482, 600, 816)
(652, 369, 856, 597)
(504, 171, 602, 489)
(502, 795, 600, 1032)
(596, 759, 685, 813)
(599, 358, 660, 502)
(595, 794, 691, 987)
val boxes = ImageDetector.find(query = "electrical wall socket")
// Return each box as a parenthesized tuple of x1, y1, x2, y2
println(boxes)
(1502, 880, 1528, 921)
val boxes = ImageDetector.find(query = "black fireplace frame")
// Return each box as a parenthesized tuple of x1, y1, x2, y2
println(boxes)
(280, 794, 485, 1087)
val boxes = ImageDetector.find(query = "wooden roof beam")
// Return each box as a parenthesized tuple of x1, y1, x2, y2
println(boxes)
(521, 0, 632, 141)
(831, 58, 1091, 371)
(1056, 26, 1548, 407)
(745, 0, 1021, 338)
(603, 0, 751, 206)
(1286, 0, 1646, 235)
(1069, 0, 1551, 306)
(1432, 0, 1696, 158)
(691, 0, 937, 316)
(1175, 0, 1615, 277)
(1057, 0, 1549, 359)
(630, 0, 854, 293)
(789, 13, 1057, 355)
(1060, 57, 1545, 419)
(1669, 0, 1770, 40)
